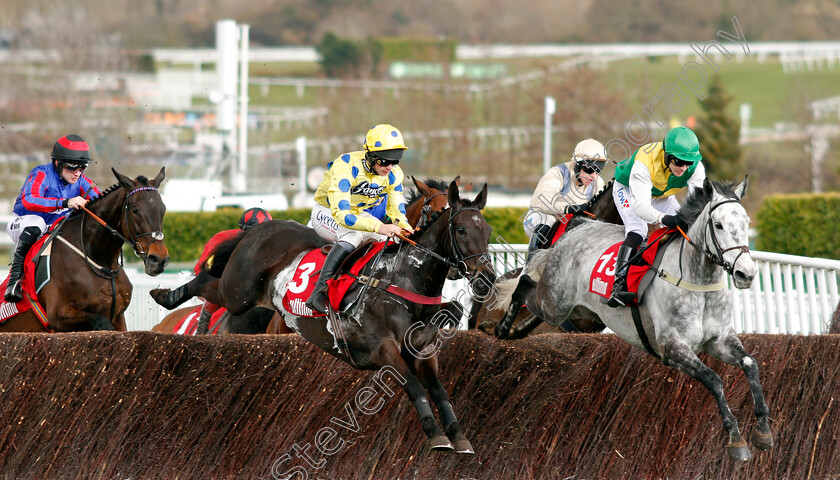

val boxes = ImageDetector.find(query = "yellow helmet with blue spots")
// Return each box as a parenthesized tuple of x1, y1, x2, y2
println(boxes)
(364, 124, 407, 162)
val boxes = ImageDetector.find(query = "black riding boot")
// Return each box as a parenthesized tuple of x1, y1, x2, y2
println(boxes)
(5, 226, 41, 303)
(195, 304, 213, 335)
(607, 244, 638, 308)
(526, 223, 553, 263)
(306, 241, 353, 314)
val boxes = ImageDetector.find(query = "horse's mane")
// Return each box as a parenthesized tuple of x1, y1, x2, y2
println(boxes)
(677, 180, 741, 227)
(65, 183, 121, 219)
(404, 178, 448, 205)
(582, 178, 614, 210)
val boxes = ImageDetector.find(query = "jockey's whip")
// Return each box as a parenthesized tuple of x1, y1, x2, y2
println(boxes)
(583, 210, 596, 218)
(677, 226, 691, 242)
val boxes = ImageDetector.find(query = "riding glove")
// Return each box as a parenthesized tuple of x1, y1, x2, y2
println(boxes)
(564, 204, 587, 215)
(661, 215, 685, 230)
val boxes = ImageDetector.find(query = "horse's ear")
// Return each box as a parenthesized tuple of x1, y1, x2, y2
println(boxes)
(112, 167, 134, 189)
(473, 183, 488, 210)
(733, 175, 748, 200)
(454, 175, 461, 187)
(703, 177, 715, 199)
(412, 176, 433, 197)
(152, 167, 166, 188)
(447, 179, 461, 209)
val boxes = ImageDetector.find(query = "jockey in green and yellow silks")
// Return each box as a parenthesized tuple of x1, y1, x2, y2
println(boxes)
(306, 124, 413, 314)
(608, 126, 707, 308)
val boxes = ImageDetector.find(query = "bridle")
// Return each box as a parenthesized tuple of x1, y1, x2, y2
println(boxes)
(682, 198, 750, 276)
(403, 206, 490, 279)
(418, 191, 446, 227)
(81, 186, 165, 262)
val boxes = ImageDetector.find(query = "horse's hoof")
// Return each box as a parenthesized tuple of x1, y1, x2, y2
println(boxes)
(477, 321, 495, 334)
(726, 442, 752, 461)
(751, 429, 774, 451)
(452, 438, 474, 454)
(149, 288, 171, 306)
(429, 435, 454, 452)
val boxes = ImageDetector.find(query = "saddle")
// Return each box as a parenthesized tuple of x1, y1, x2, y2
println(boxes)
(589, 227, 677, 305)
(283, 241, 388, 318)
(0, 232, 55, 328)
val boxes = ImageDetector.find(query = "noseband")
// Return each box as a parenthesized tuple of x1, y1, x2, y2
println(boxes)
(684, 198, 750, 276)
(418, 191, 447, 227)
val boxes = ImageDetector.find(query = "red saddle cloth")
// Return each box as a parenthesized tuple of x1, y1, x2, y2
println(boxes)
(0, 234, 52, 327)
(171, 305, 227, 335)
(282, 242, 387, 318)
(549, 214, 574, 247)
(588, 227, 672, 303)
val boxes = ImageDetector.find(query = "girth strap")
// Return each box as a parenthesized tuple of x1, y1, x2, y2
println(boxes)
(630, 304, 660, 359)
(354, 274, 443, 305)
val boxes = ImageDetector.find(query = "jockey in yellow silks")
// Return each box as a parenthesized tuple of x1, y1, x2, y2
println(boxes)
(607, 126, 707, 307)
(306, 124, 413, 314)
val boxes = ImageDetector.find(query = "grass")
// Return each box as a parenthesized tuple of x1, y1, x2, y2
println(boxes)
(602, 56, 840, 127)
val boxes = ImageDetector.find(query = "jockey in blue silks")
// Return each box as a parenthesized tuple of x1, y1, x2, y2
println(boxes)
(5, 134, 101, 302)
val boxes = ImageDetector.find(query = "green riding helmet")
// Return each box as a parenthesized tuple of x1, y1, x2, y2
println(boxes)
(663, 127, 702, 163)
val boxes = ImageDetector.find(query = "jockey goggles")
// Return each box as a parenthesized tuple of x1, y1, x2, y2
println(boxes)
(63, 163, 88, 172)
(371, 154, 400, 166)
(665, 153, 693, 168)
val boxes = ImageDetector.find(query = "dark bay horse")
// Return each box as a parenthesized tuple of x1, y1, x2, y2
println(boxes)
(0, 168, 169, 332)
(494, 178, 773, 461)
(470, 179, 620, 338)
(152, 180, 493, 453)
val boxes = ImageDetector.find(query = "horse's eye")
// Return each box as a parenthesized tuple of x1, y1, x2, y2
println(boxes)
(714, 222, 723, 229)
(457, 226, 467, 234)
(132, 206, 140, 214)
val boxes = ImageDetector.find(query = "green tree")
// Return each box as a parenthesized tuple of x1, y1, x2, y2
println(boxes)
(695, 74, 742, 180)
(315, 32, 382, 79)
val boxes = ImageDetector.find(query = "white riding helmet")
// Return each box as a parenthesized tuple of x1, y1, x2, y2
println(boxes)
(571, 138, 607, 173)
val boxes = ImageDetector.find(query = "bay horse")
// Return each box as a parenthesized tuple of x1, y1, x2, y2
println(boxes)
(151, 180, 493, 453)
(0, 168, 169, 332)
(152, 176, 455, 336)
(494, 177, 773, 461)
(469, 180, 620, 337)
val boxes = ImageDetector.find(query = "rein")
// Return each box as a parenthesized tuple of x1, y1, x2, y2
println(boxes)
(81, 186, 165, 261)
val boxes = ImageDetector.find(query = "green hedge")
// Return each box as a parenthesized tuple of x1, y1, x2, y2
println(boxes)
(756, 193, 840, 259)
(134, 207, 531, 265)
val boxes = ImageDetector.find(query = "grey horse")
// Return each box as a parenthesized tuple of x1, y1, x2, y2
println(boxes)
(495, 177, 773, 461)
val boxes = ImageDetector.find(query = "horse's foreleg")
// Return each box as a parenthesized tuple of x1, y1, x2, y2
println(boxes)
(662, 336, 751, 461)
(509, 314, 543, 339)
(374, 342, 452, 452)
(706, 334, 773, 452)
(413, 355, 473, 454)
(495, 274, 536, 339)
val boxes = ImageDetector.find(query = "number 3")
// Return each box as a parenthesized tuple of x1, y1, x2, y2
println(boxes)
(288, 262, 317, 294)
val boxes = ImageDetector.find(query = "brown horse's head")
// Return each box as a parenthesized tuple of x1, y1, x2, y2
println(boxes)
(112, 167, 169, 276)
(405, 176, 459, 229)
